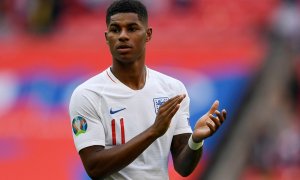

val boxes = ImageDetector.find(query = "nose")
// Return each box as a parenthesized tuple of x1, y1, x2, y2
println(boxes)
(119, 30, 129, 42)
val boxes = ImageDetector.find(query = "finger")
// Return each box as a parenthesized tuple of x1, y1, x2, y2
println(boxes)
(207, 100, 219, 115)
(164, 95, 185, 116)
(215, 110, 224, 124)
(210, 113, 221, 127)
(159, 95, 185, 118)
(222, 109, 227, 120)
(158, 95, 181, 112)
(206, 121, 216, 132)
(160, 94, 185, 111)
(160, 102, 181, 128)
(166, 104, 181, 120)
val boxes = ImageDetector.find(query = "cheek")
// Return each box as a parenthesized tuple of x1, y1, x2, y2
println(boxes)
(107, 38, 116, 49)
(136, 36, 147, 46)
(106, 34, 116, 43)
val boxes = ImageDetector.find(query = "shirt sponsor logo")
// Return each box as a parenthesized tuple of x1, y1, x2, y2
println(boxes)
(110, 107, 126, 114)
(153, 97, 169, 113)
(72, 116, 88, 136)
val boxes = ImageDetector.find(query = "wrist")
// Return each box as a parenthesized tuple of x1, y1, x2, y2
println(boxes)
(147, 126, 161, 139)
(191, 134, 201, 143)
(188, 134, 204, 151)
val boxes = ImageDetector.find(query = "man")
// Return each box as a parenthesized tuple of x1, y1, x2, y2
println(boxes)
(69, 0, 227, 179)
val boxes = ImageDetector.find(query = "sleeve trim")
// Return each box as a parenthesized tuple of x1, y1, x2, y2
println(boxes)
(76, 140, 105, 152)
(174, 127, 192, 135)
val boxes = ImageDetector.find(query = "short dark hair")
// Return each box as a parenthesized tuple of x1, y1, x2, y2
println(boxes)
(106, 0, 148, 26)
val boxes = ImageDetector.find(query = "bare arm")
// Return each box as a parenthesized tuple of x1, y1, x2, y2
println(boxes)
(171, 100, 227, 177)
(79, 95, 186, 179)
(79, 129, 157, 179)
(171, 133, 203, 177)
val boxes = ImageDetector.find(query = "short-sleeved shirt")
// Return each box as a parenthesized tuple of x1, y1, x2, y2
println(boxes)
(69, 67, 192, 180)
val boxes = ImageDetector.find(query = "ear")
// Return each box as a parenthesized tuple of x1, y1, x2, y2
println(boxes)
(105, 31, 109, 44)
(146, 28, 152, 42)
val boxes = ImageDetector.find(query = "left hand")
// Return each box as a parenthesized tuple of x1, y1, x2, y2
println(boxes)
(192, 100, 227, 142)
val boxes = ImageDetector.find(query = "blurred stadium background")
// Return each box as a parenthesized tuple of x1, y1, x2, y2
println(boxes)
(0, 0, 299, 179)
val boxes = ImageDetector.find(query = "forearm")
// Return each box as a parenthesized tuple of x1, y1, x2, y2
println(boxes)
(173, 144, 203, 177)
(172, 100, 226, 177)
(171, 133, 203, 177)
(81, 127, 158, 179)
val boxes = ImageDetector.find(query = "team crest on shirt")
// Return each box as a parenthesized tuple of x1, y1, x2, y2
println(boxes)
(153, 97, 169, 113)
(72, 116, 88, 136)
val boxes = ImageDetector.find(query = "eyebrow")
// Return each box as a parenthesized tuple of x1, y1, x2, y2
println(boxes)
(109, 22, 140, 27)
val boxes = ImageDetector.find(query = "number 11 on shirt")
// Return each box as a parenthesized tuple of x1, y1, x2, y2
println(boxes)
(111, 118, 125, 145)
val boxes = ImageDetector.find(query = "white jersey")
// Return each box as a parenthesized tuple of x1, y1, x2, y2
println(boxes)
(69, 67, 192, 180)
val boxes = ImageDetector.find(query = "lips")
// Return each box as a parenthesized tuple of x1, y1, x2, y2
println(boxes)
(116, 44, 132, 53)
(117, 44, 132, 49)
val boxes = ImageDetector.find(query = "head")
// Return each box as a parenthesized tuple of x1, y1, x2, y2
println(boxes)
(105, 0, 152, 64)
(106, 0, 148, 27)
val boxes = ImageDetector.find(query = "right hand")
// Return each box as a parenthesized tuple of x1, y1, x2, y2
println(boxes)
(151, 94, 186, 137)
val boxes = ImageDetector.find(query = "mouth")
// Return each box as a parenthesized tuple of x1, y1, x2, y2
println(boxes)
(117, 44, 132, 49)
(116, 44, 132, 53)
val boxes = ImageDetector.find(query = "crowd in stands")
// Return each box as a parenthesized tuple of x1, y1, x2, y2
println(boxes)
(0, 0, 197, 35)
(245, 0, 300, 179)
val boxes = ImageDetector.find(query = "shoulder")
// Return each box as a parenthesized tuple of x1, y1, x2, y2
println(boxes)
(72, 68, 110, 96)
(148, 67, 186, 90)
(70, 68, 111, 104)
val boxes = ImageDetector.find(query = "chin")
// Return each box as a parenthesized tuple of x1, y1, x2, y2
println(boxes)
(116, 56, 136, 64)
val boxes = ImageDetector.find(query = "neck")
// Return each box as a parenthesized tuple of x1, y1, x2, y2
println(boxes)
(111, 63, 146, 90)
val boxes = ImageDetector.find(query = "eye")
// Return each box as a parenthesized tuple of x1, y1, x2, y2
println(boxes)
(128, 27, 137, 32)
(109, 27, 119, 33)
